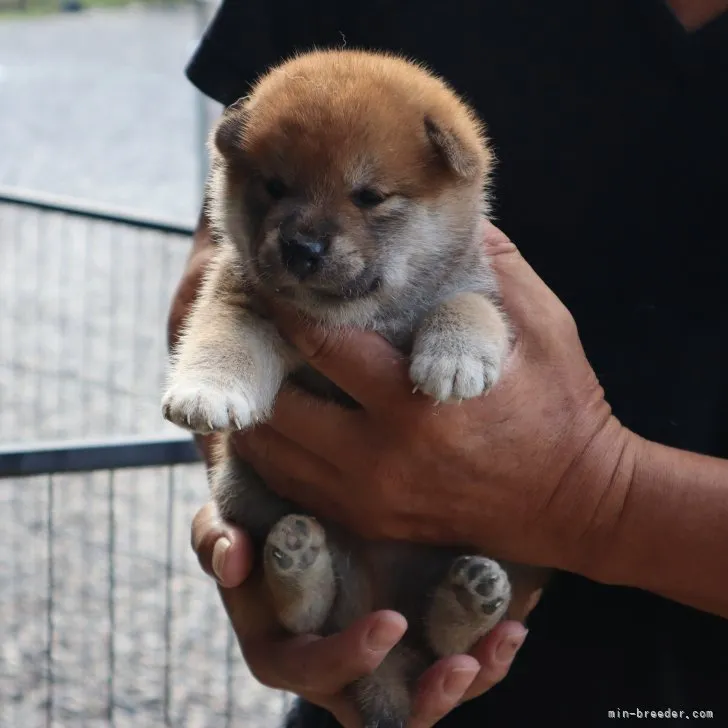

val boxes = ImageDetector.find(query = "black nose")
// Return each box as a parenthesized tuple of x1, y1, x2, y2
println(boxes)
(279, 233, 328, 279)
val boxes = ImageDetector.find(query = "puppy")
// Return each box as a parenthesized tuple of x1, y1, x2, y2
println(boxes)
(163, 49, 545, 728)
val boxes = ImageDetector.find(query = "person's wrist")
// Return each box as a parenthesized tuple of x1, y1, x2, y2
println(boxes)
(551, 415, 640, 579)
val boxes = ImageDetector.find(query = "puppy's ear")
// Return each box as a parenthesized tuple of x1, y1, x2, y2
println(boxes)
(424, 115, 480, 181)
(212, 96, 252, 159)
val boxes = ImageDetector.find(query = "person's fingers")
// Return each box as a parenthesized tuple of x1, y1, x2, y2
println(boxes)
(242, 610, 408, 695)
(407, 621, 527, 727)
(480, 219, 574, 343)
(264, 298, 413, 412)
(461, 622, 528, 702)
(246, 386, 370, 466)
(232, 425, 344, 508)
(409, 655, 480, 728)
(481, 217, 517, 255)
(190, 502, 254, 588)
(319, 696, 365, 728)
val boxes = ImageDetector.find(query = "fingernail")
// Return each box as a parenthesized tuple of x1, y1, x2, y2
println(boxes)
(495, 630, 527, 664)
(366, 619, 404, 652)
(443, 666, 478, 698)
(212, 537, 231, 582)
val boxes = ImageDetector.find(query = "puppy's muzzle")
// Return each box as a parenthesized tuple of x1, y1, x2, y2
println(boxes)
(279, 232, 329, 280)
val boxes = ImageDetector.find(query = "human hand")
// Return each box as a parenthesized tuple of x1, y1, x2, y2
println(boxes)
(191, 501, 530, 728)
(233, 220, 636, 574)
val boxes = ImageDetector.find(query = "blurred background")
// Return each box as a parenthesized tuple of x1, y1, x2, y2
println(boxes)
(0, 1, 291, 725)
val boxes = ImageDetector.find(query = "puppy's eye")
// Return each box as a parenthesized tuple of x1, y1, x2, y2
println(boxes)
(265, 178, 288, 200)
(351, 187, 387, 209)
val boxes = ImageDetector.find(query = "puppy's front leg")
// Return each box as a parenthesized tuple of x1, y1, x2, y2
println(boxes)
(409, 291, 509, 402)
(163, 243, 291, 433)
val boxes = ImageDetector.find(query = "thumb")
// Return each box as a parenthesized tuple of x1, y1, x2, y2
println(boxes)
(482, 220, 572, 336)
(191, 502, 253, 587)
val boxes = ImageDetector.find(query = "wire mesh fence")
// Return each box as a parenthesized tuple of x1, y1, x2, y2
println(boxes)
(0, 193, 192, 442)
(0, 196, 293, 727)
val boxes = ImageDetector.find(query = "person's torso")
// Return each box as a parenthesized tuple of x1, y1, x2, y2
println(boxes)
(192, 1, 728, 722)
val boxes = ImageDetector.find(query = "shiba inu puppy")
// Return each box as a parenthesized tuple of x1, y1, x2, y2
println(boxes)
(163, 49, 543, 728)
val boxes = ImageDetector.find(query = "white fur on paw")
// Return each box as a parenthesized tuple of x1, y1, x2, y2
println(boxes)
(409, 344, 502, 402)
(161, 379, 261, 434)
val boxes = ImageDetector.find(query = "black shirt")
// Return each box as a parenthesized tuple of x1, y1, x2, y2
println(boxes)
(185, 1, 728, 725)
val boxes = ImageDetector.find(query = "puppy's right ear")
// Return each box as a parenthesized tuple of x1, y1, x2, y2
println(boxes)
(424, 115, 481, 181)
(212, 96, 251, 159)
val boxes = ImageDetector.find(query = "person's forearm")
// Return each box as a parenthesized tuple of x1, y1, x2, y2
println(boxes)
(586, 434, 728, 618)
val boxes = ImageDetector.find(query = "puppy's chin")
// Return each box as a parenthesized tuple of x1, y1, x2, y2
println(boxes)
(310, 272, 383, 303)
(259, 271, 385, 325)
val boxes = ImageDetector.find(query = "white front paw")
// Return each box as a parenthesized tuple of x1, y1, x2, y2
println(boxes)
(162, 379, 263, 434)
(409, 340, 503, 403)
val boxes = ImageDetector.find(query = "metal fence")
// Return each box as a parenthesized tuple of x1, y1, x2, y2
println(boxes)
(0, 193, 292, 727)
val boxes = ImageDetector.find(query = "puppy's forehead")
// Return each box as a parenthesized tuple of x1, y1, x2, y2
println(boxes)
(243, 62, 441, 185)
(247, 97, 427, 179)
(258, 122, 423, 186)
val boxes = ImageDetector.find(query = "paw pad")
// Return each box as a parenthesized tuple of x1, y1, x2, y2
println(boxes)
(265, 515, 325, 575)
(449, 555, 510, 616)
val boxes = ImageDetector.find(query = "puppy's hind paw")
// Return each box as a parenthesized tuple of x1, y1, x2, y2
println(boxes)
(264, 515, 335, 635)
(448, 555, 511, 617)
(427, 555, 511, 657)
(264, 515, 326, 577)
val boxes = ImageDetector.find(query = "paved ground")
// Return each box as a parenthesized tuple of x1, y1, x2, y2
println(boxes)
(0, 2, 221, 225)
(0, 5, 295, 727)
